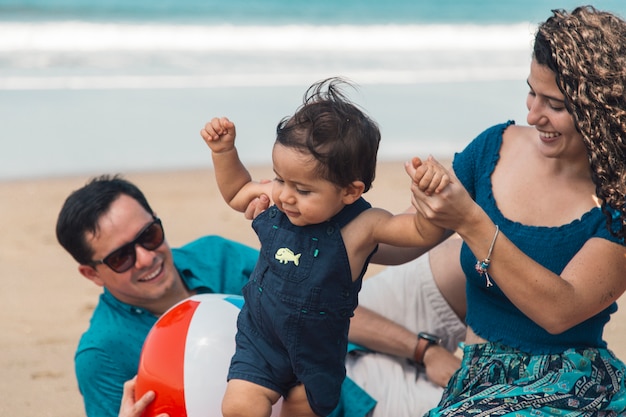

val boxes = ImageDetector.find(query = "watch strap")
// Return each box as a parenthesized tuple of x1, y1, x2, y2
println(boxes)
(413, 336, 432, 366)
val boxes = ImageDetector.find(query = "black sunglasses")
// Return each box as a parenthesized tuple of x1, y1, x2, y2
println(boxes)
(90, 217, 165, 273)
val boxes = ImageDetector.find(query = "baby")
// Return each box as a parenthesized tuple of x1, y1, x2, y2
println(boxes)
(200, 78, 448, 417)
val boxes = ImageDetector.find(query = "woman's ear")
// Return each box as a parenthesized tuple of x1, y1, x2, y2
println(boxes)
(342, 181, 365, 204)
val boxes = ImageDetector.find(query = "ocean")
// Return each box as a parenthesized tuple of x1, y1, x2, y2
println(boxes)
(1, 0, 625, 181)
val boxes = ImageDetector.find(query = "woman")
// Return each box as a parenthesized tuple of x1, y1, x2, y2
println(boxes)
(409, 6, 626, 416)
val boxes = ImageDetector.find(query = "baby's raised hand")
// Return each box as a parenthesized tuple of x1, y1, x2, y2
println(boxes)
(200, 117, 237, 154)
(406, 156, 450, 196)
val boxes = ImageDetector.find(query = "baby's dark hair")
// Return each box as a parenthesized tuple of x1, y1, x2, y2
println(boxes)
(275, 77, 381, 192)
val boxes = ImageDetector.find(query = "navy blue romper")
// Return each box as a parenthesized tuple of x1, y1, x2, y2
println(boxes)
(228, 197, 375, 416)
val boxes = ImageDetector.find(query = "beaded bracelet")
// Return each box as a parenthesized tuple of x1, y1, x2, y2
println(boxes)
(475, 225, 499, 287)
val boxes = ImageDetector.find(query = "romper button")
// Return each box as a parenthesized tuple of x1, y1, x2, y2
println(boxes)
(269, 207, 277, 218)
(326, 226, 335, 235)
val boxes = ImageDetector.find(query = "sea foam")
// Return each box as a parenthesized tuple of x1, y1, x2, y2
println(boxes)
(0, 21, 534, 51)
(0, 21, 534, 90)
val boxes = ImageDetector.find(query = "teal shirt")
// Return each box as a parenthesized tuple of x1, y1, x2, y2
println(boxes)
(75, 235, 374, 417)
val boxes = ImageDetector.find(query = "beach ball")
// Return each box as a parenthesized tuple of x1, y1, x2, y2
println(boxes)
(135, 293, 282, 416)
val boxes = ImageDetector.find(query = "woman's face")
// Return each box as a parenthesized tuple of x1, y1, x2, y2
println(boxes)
(525, 58, 586, 159)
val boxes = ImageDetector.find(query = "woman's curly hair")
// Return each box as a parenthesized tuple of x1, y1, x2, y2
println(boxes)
(535, 5, 626, 238)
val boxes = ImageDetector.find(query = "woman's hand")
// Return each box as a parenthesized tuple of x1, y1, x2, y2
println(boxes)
(405, 157, 480, 233)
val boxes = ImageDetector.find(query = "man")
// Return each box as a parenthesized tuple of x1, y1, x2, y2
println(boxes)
(344, 235, 466, 416)
(56, 175, 259, 417)
(59, 175, 466, 417)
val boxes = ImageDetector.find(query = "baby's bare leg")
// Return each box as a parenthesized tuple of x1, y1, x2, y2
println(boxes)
(222, 379, 281, 417)
(279, 384, 318, 417)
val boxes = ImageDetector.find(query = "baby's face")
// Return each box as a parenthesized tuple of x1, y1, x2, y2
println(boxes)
(271, 143, 346, 227)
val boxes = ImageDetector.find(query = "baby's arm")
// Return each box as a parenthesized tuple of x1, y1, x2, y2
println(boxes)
(366, 157, 449, 251)
(200, 117, 271, 212)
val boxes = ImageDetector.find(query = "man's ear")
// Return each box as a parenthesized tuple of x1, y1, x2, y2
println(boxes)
(78, 264, 105, 287)
(342, 181, 365, 205)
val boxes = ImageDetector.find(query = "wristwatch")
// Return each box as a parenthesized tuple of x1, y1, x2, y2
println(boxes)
(413, 332, 442, 366)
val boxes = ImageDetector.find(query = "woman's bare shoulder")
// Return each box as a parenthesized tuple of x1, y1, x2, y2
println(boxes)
(501, 125, 536, 153)
(504, 124, 536, 138)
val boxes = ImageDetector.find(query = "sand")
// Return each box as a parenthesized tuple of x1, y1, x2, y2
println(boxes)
(1, 162, 625, 417)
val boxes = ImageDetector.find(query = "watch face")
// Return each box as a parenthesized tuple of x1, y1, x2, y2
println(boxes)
(418, 332, 442, 345)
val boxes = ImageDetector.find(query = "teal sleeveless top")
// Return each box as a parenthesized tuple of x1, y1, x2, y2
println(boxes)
(453, 121, 623, 354)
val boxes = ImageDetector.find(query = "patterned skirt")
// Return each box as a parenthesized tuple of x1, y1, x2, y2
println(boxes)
(425, 342, 626, 417)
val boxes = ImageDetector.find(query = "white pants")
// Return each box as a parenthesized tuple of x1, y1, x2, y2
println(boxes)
(345, 254, 466, 417)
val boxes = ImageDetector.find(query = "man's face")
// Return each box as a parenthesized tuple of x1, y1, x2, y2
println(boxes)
(78, 194, 182, 314)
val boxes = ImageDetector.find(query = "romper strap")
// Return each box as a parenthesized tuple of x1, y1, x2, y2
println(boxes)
(331, 197, 371, 229)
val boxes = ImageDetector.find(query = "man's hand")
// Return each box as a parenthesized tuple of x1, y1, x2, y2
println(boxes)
(244, 183, 271, 220)
(422, 345, 461, 388)
(118, 377, 169, 417)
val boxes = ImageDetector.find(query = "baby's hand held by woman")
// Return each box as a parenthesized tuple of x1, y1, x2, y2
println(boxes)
(406, 156, 450, 196)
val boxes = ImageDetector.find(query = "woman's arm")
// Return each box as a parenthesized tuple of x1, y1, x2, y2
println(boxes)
(411, 161, 626, 334)
(460, 211, 626, 333)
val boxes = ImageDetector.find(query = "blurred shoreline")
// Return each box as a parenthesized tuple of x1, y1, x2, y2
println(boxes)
(0, 80, 530, 182)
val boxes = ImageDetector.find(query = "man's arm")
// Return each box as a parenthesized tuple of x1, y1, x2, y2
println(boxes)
(350, 237, 466, 388)
(349, 305, 460, 387)
(76, 348, 129, 417)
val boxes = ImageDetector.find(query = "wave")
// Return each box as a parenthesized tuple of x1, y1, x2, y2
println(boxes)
(0, 21, 534, 90)
(1, 21, 534, 51)
(0, 66, 530, 90)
